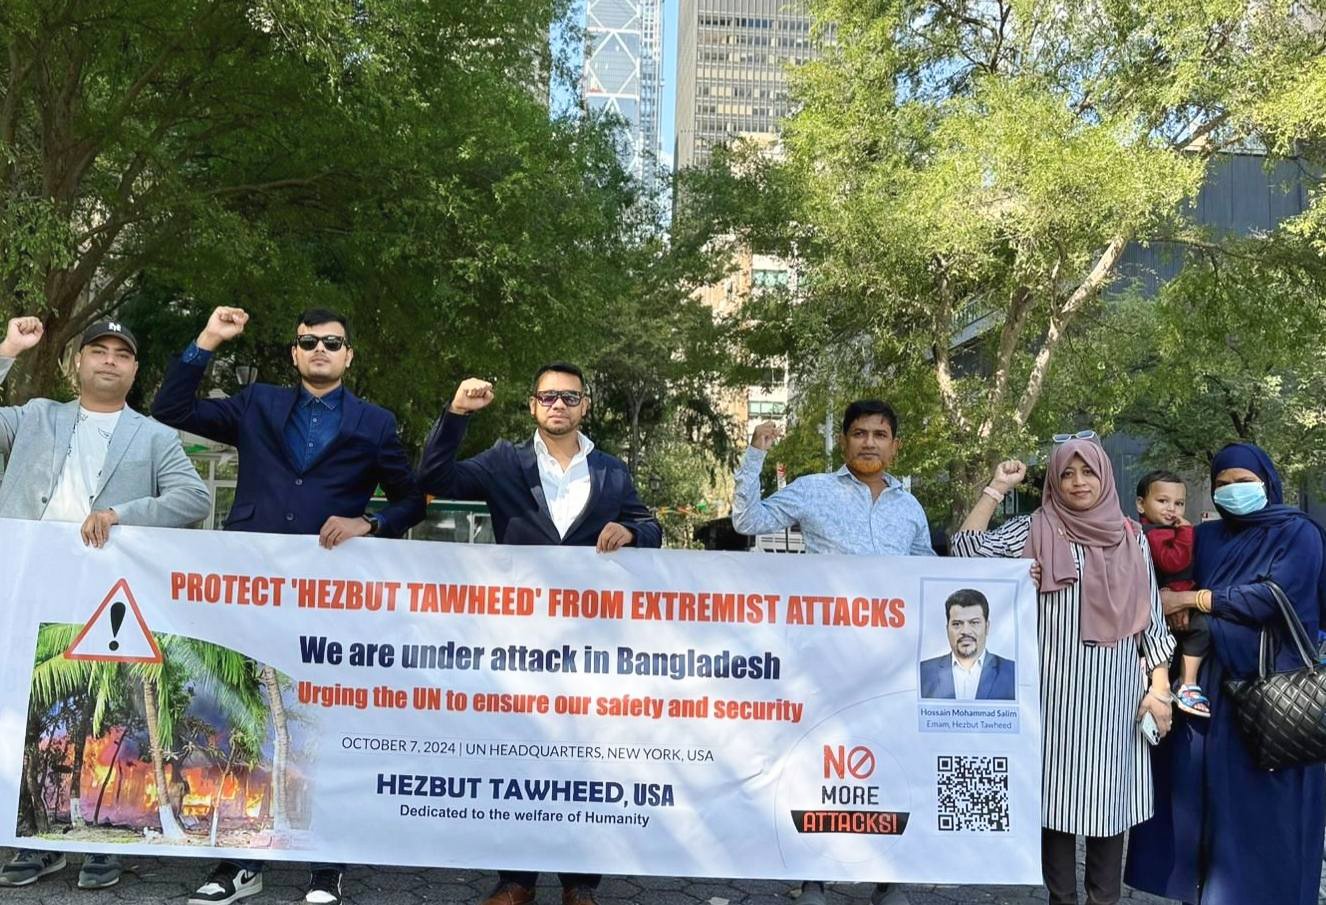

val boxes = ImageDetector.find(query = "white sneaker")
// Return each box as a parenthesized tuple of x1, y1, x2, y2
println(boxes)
(188, 863, 263, 905)
(304, 868, 343, 904)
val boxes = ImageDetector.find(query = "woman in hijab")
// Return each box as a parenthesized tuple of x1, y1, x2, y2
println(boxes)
(952, 437, 1175, 905)
(1125, 442, 1326, 905)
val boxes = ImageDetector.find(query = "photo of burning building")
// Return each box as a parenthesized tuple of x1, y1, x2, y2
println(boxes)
(18, 623, 316, 850)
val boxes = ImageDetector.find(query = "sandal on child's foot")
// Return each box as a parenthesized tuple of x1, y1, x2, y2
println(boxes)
(1175, 683, 1211, 718)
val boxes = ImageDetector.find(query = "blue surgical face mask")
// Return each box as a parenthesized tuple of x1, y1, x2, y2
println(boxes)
(1213, 481, 1268, 516)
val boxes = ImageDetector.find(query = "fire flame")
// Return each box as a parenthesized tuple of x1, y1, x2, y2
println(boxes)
(43, 732, 277, 828)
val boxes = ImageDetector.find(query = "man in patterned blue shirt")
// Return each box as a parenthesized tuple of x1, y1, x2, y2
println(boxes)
(733, 399, 934, 558)
(732, 399, 932, 905)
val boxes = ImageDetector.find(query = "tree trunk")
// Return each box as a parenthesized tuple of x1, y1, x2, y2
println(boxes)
(140, 679, 185, 839)
(260, 664, 291, 832)
(21, 708, 49, 834)
(113, 752, 126, 803)
(208, 770, 229, 847)
(947, 458, 990, 527)
(628, 396, 644, 476)
(21, 731, 49, 837)
(68, 699, 93, 827)
(92, 728, 128, 824)
(23, 765, 48, 834)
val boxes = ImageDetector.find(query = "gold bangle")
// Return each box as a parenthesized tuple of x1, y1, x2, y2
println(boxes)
(1196, 590, 1213, 613)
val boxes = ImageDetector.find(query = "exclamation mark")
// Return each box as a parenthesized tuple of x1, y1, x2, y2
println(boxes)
(109, 602, 125, 652)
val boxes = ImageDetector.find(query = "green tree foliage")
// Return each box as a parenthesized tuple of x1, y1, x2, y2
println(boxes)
(585, 199, 737, 473)
(1044, 234, 1326, 485)
(0, 0, 637, 427)
(682, 0, 1326, 518)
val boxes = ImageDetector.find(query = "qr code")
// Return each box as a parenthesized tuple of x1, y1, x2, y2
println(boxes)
(936, 755, 1010, 832)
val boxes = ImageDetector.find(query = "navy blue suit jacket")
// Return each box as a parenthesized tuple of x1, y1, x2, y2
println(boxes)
(919, 652, 1016, 700)
(418, 412, 661, 548)
(151, 356, 425, 537)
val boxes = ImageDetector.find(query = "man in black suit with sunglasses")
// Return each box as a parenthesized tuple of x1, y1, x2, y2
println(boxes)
(418, 362, 660, 905)
(152, 305, 424, 905)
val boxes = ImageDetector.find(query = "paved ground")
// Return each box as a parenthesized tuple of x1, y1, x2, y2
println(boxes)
(4, 848, 1326, 904)
(0, 847, 1257, 905)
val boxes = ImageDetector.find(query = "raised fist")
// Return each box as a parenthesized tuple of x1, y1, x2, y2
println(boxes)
(450, 378, 494, 415)
(0, 317, 44, 358)
(197, 307, 249, 350)
(990, 459, 1028, 492)
(750, 421, 780, 452)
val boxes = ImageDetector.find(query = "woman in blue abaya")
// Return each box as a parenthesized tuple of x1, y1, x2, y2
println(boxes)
(1125, 443, 1326, 905)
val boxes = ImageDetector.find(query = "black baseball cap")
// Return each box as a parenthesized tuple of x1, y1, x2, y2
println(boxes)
(80, 320, 138, 356)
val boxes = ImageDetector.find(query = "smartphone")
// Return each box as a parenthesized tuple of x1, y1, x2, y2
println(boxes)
(1139, 711, 1160, 745)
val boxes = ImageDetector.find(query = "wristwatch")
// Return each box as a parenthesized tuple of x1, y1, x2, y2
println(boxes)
(362, 514, 381, 535)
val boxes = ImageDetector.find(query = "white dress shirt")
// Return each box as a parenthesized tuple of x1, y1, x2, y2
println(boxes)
(533, 431, 594, 538)
(951, 653, 986, 700)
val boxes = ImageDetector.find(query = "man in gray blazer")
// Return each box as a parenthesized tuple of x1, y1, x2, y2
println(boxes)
(0, 315, 210, 890)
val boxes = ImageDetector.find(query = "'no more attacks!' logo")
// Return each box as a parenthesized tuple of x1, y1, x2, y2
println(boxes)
(774, 729, 913, 866)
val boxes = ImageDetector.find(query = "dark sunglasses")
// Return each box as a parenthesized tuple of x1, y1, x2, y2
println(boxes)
(295, 334, 347, 352)
(533, 390, 585, 407)
(1052, 430, 1097, 443)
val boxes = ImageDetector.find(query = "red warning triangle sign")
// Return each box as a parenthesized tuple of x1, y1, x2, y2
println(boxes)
(65, 578, 163, 664)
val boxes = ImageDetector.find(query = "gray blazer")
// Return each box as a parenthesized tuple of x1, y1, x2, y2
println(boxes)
(0, 358, 210, 526)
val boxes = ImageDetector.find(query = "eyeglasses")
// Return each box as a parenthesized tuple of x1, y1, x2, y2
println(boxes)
(295, 334, 347, 352)
(533, 390, 585, 407)
(1052, 430, 1098, 443)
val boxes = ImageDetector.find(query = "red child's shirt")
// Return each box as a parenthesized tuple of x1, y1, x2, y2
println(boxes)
(1141, 517, 1196, 591)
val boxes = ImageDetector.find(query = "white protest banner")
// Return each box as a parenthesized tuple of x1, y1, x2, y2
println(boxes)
(0, 519, 1041, 883)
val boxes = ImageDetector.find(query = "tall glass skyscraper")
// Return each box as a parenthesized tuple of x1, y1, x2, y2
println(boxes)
(674, 0, 820, 170)
(583, 0, 663, 195)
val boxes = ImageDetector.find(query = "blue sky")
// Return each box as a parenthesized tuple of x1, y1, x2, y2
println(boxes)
(658, 0, 678, 170)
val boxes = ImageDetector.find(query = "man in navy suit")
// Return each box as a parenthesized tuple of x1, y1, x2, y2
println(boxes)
(153, 306, 425, 905)
(419, 363, 660, 905)
(419, 365, 660, 551)
(918, 588, 1016, 700)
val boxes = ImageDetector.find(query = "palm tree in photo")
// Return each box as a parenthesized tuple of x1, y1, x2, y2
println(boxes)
(259, 664, 292, 831)
(135, 666, 186, 839)
(135, 636, 266, 840)
(30, 625, 123, 828)
(28, 624, 267, 840)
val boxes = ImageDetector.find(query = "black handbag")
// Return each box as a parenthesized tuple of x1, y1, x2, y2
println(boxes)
(1224, 579, 1326, 771)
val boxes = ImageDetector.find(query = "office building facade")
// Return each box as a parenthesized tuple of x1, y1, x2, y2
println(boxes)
(674, 0, 819, 170)
(583, 0, 663, 195)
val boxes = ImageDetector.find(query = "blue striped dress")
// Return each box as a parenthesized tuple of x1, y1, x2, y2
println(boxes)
(953, 517, 1176, 836)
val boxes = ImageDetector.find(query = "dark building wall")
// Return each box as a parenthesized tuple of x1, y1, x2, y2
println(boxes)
(1115, 154, 1311, 298)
